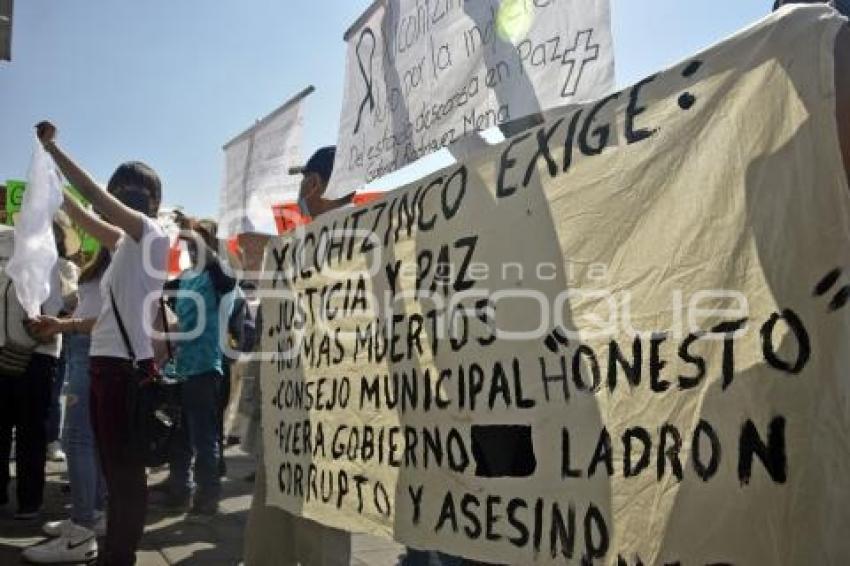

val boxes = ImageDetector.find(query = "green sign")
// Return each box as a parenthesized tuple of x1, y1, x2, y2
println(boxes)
(4, 179, 100, 255)
(5, 179, 25, 216)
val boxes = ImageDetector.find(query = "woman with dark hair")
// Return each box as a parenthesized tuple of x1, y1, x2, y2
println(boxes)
(26, 247, 112, 564)
(35, 121, 170, 566)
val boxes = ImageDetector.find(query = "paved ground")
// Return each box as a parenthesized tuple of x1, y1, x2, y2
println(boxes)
(0, 446, 406, 565)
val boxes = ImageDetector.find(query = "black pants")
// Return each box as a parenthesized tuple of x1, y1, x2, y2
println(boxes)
(91, 357, 153, 566)
(217, 358, 231, 473)
(0, 353, 58, 511)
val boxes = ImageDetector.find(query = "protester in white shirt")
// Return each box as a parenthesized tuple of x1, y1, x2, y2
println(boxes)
(34, 120, 169, 566)
(23, 248, 112, 565)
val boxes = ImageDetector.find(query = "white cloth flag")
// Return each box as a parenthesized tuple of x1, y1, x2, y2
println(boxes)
(218, 98, 305, 238)
(6, 140, 63, 318)
(325, 0, 615, 198)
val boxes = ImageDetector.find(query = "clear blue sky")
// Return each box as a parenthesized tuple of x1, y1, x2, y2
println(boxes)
(0, 1, 768, 218)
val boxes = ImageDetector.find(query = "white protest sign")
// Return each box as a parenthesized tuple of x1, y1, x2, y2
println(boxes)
(218, 87, 311, 238)
(325, 0, 614, 198)
(259, 7, 850, 565)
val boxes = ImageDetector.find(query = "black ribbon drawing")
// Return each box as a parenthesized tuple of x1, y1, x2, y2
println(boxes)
(353, 27, 377, 135)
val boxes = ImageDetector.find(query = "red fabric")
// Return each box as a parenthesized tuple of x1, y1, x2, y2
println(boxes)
(90, 357, 153, 566)
(167, 242, 182, 276)
(352, 192, 381, 206)
(227, 236, 240, 256)
(272, 203, 310, 234)
(271, 192, 383, 235)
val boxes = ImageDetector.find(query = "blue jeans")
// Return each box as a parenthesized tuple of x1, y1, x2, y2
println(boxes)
(168, 372, 222, 503)
(47, 344, 66, 444)
(62, 334, 107, 527)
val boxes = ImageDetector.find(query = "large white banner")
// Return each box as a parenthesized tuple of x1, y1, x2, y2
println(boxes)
(259, 7, 850, 564)
(218, 89, 309, 238)
(325, 0, 614, 198)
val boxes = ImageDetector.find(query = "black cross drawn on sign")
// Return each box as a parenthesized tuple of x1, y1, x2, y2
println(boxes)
(561, 29, 601, 98)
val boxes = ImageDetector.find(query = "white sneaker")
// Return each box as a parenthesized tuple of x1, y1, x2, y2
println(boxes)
(46, 442, 66, 463)
(44, 513, 106, 538)
(42, 518, 72, 537)
(22, 522, 97, 564)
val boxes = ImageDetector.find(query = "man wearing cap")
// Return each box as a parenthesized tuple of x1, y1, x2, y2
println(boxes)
(294, 146, 353, 219)
(243, 146, 353, 566)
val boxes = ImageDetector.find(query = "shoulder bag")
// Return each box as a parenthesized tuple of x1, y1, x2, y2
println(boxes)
(110, 289, 180, 467)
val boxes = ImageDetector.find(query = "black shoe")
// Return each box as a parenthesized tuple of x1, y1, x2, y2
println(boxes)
(149, 481, 171, 495)
(189, 498, 219, 519)
(14, 507, 40, 520)
(161, 491, 191, 511)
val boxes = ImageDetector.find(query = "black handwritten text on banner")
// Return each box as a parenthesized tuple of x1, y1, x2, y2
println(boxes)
(325, 0, 615, 198)
(261, 8, 850, 564)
